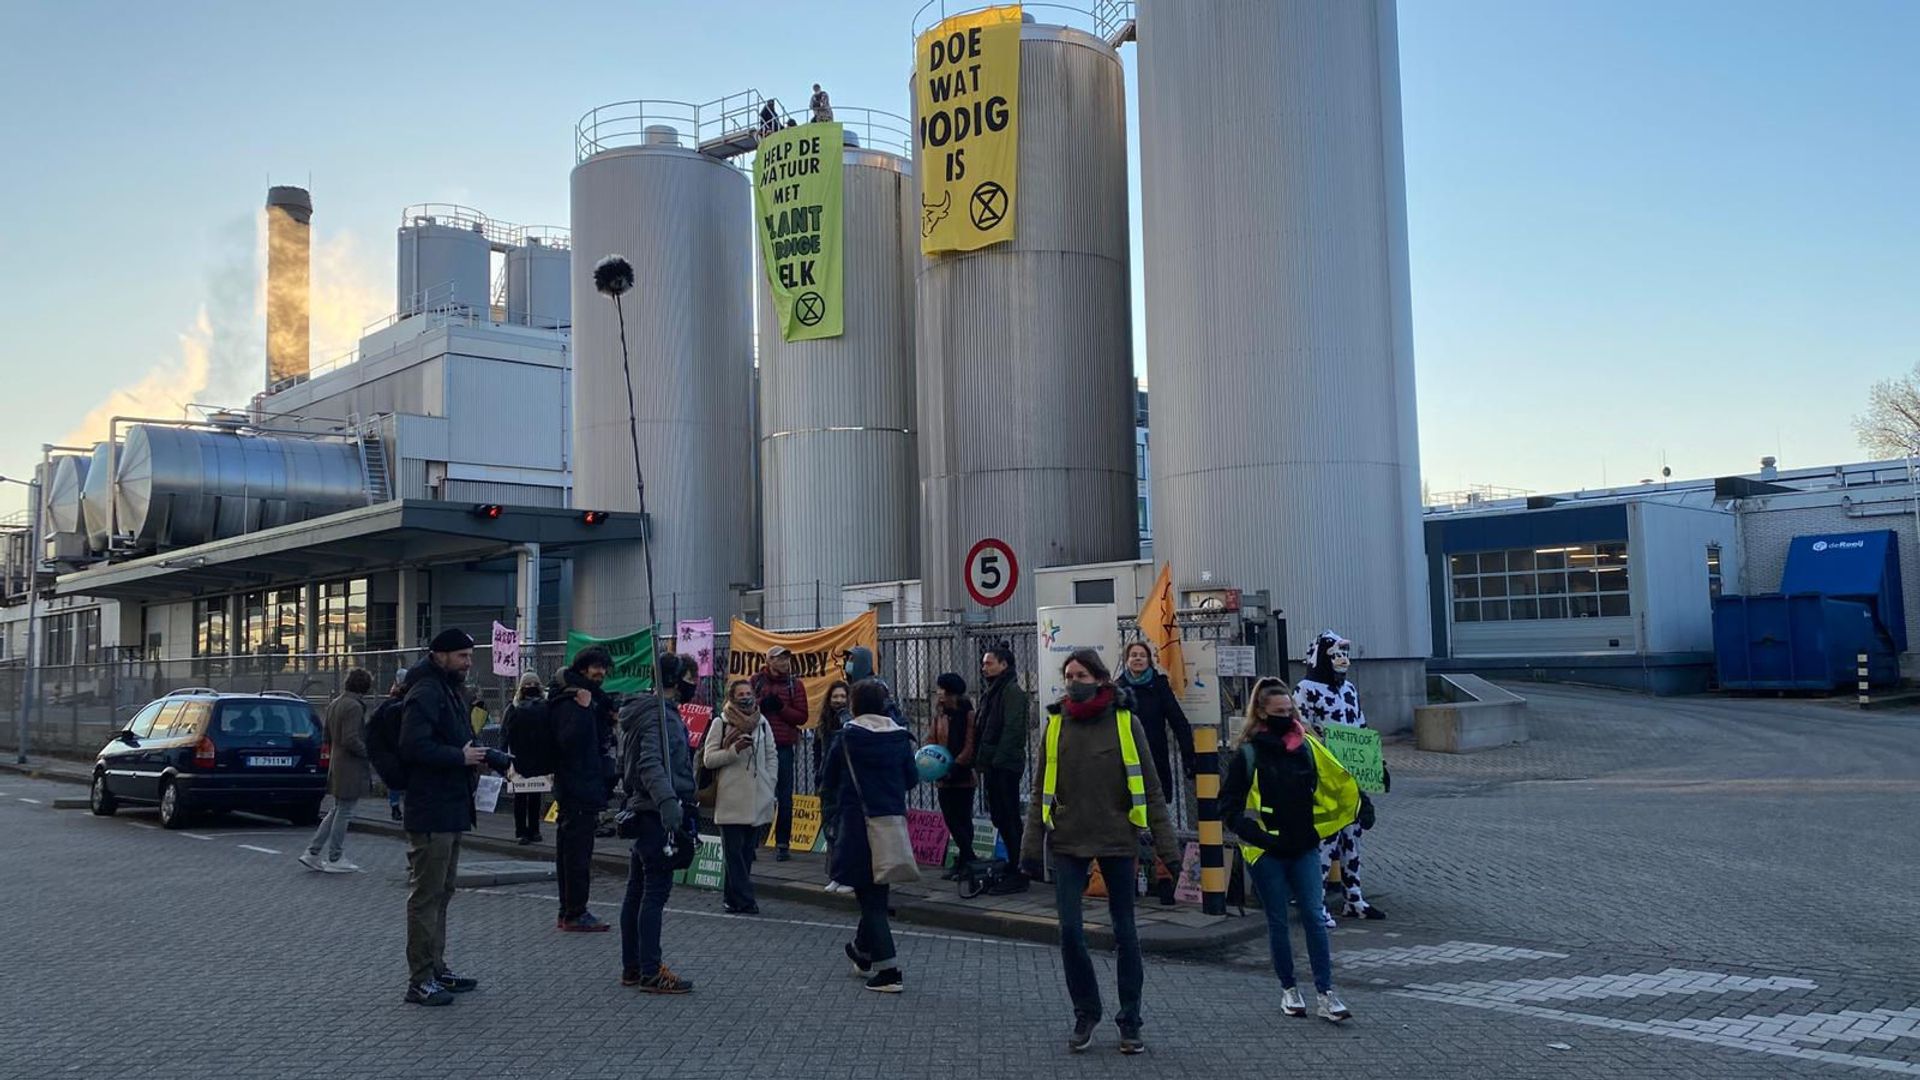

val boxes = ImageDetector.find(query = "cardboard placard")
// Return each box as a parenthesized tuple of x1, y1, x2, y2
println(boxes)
(906, 808, 950, 867)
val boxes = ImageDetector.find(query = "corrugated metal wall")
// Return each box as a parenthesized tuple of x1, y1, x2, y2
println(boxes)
(915, 24, 1138, 619)
(569, 143, 754, 635)
(758, 147, 918, 628)
(1137, 0, 1430, 665)
(445, 357, 567, 471)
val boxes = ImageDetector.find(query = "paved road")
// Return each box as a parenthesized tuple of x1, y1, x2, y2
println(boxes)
(1, 684, 1916, 1077)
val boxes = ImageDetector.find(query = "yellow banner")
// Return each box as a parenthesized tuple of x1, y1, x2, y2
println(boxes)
(724, 611, 879, 725)
(915, 4, 1021, 254)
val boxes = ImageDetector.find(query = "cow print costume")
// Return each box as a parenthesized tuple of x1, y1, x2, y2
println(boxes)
(1295, 630, 1385, 922)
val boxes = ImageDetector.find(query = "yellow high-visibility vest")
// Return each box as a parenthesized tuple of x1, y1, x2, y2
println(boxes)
(1238, 735, 1360, 865)
(1041, 708, 1149, 830)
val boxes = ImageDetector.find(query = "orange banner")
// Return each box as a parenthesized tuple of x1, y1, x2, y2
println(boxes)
(724, 611, 879, 725)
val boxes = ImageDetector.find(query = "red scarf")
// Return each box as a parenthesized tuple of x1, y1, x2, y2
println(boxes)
(1062, 685, 1115, 721)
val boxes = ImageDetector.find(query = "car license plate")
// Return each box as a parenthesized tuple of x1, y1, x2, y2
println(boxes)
(247, 756, 297, 768)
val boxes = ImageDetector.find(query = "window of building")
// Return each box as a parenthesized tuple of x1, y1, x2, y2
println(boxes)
(43, 613, 73, 667)
(313, 578, 369, 655)
(242, 588, 306, 657)
(1073, 578, 1117, 605)
(193, 598, 228, 658)
(1706, 544, 1723, 603)
(1449, 543, 1631, 624)
(869, 601, 895, 625)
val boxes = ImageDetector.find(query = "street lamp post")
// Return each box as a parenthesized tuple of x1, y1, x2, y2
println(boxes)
(0, 474, 39, 764)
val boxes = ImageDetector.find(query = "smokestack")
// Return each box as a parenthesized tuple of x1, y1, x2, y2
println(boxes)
(265, 185, 312, 389)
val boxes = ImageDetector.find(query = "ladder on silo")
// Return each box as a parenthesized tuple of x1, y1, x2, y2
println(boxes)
(357, 420, 393, 504)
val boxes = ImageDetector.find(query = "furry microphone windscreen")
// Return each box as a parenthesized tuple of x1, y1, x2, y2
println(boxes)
(594, 254, 636, 297)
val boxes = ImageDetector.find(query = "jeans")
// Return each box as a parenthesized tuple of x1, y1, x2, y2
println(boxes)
(306, 797, 357, 860)
(937, 786, 976, 866)
(405, 832, 461, 985)
(513, 792, 544, 838)
(984, 769, 1023, 864)
(619, 815, 676, 976)
(774, 745, 796, 849)
(388, 789, 404, 811)
(721, 823, 759, 910)
(1248, 848, 1334, 993)
(555, 799, 598, 920)
(853, 883, 896, 966)
(1052, 854, 1143, 1031)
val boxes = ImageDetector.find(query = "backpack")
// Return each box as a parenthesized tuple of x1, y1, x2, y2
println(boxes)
(366, 697, 408, 791)
(507, 700, 561, 780)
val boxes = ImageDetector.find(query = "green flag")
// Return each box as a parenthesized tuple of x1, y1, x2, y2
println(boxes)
(565, 626, 655, 694)
(754, 121, 844, 342)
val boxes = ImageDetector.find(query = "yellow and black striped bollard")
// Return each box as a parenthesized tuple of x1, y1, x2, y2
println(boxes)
(1194, 722, 1226, 915)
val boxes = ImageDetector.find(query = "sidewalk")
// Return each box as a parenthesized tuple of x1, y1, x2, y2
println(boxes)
(4, 754, 1261, 954)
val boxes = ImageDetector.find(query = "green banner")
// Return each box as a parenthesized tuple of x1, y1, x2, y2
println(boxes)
(564, 626, 655, 694)
(1321, 726, 1386, 794)
(754, 121, 844, 342)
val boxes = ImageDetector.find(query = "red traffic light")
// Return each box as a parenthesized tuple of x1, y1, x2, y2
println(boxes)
(471, 504, 503, 520)
(581, 510, 609, 526)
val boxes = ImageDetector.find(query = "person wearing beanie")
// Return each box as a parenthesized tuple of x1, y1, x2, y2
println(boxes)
(615, 654, 699, 993)
(548, 646, 617, 932)
(751, 646, 808, 862)
(931, 672, 979, 880)
(399, 628, 488, 1007)
(501, 672, 549, 844)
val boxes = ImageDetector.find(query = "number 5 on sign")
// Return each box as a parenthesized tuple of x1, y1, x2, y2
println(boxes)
(965, 537, 1019, 608)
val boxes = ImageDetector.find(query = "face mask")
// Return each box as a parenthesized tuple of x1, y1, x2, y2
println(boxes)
(1066, 681, 1099, 703)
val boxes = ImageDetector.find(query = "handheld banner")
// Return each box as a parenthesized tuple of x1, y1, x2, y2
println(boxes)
(725, 611, 880, 722)
(565, 626, 655, 694)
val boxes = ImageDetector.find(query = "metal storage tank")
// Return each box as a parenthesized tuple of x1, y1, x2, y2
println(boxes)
(81, 442, 115, 553)
(44, 453, 92, 561)
(914, 17, 1138, 619)
(569, 110, 755, 634)
(506, 234, 571, 329)
(397, 208, 493, 317)
(1136, 0, 1430, 731)
(758, 123, 918, 628)
(113, 425, 368, 550)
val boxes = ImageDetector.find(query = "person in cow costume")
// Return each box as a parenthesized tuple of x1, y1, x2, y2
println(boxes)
(1294, 630, 1385, 922)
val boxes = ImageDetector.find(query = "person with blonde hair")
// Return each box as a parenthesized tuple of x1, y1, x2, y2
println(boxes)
(1220, 677, 1358, 1023)
(502, 671, 549, 844)
(706, 678, 778, 914)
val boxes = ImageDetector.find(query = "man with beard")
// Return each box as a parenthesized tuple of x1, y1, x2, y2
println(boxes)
(550, 646, 617, 932)
(398, 629, 489, 1006)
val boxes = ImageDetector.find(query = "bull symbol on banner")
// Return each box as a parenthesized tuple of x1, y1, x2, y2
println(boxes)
(920, 191, 951, 236)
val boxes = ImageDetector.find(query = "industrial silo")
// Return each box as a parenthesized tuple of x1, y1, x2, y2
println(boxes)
(569, 112, 754, 635)
(397, 207, 493, 317)
(80, 442, 115, 553)
(43, 453, 91, 562)
(113, 425, 367, 550)
(914, 16, 1138, 619)
(758, 124, 918, 628)
(506, 233, 571, 329)
(1135, 0, 1430, 730)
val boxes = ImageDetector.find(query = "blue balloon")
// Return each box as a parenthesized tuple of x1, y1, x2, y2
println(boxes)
(915, 743, 953, 782)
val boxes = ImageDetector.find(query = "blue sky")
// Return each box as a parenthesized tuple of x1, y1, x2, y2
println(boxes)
(1, 0, 1914, 518)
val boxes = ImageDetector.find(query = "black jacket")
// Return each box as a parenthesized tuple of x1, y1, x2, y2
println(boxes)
(547, 669, 615, 806)
(1122, 671, 1195, 781)
(1220, 730, 1320, 861)
(398, 658, 476, 835)
(501, 697, 545, 759)
(975, 671, 1031, 775)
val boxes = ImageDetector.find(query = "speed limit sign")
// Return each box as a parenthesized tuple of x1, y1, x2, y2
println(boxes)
(964, 538, 1020, 608)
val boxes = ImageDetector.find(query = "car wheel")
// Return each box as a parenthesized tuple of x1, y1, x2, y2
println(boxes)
(288, 800, 323, 827)
(90, 771, 118, 816)
(157, 779, 189, 830)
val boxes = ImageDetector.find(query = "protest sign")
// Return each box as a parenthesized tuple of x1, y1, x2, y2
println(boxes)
(565, 626, 654, 694)
(907, 808, 950, 867)
(1321, 725, 1386, 794)
(915, 4, 1021, 254)
(755, 123, 844, 341)
(727, 612, 879, 721)
(490, 621, 520, 677)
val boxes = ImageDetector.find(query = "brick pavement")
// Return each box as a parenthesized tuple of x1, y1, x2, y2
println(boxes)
(0, 772, 1888, 1079)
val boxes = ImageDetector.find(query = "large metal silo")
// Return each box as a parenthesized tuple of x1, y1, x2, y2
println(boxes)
(914, 20, 1138, 619)
(397, 209, 493, 317)
(1136, 0, 1430, 730)
(758, 129, 918, 628)
(570, 112, 755, 635)
(44, 453, 91, 562)
(506, 234, 571, 329)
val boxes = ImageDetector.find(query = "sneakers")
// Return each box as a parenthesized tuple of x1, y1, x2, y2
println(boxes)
(1068, 1017, 1097, 1053)
(404, 980, 454, 1006)
(845, 942, 872, 977)
(864, 968, 904, 993)
(1321, 909, 1338, 929)
(621, 969, 642, 987)
(824, 881, 853, 894)
(1118, 1030, 1146, 1055)
(434, 970, 478, 993)
(1281, 986, 1308, 1016)
(389, 803, 403, 822)
(1317, 989, 1352, 1023)
(775, 846, 792, 862)
(723, 903, 760, 915)
(987, 871, 1030, 896)
(297, 852, 325, 872)
(323, 857, 361, 874)
(1343, 901, 1386, 920)
(561, 913, 611, 933)
(638, 965, 694, 994)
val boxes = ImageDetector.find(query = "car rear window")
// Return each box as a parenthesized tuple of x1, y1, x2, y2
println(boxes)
(213, 701, 321, 739)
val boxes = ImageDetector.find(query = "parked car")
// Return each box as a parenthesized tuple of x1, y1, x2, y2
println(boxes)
(90, 689, 328, 829)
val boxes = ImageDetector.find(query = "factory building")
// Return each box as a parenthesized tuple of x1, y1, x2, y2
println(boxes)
(1425, 459, 1920, 694)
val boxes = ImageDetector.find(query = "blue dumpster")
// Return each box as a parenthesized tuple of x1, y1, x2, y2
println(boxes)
(1712, 529, 1905, 692)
